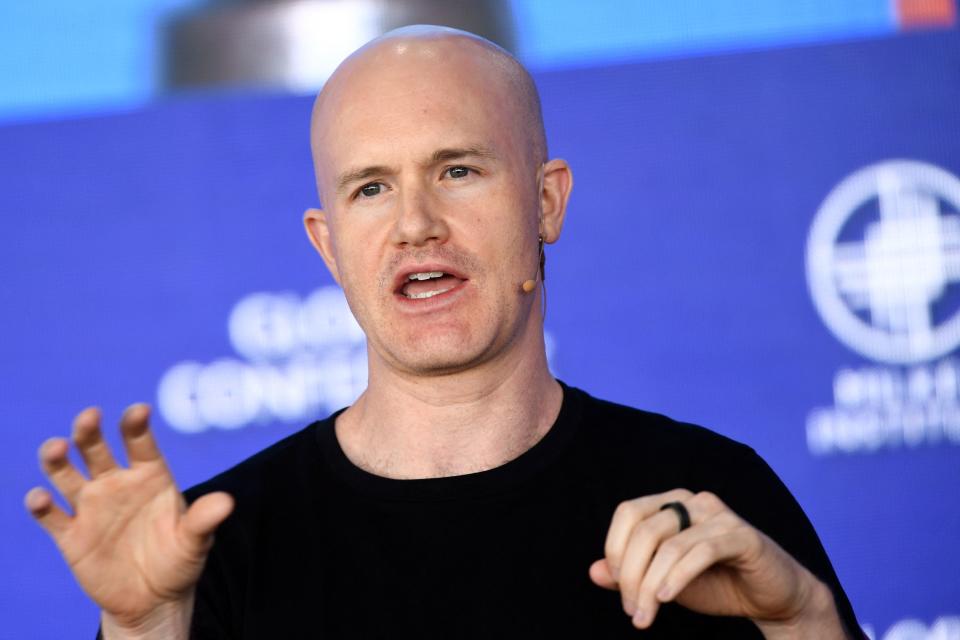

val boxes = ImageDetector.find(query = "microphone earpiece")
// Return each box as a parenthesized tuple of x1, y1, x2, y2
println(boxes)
(521, 234, 545, 293)
(524, 174, 547, 294)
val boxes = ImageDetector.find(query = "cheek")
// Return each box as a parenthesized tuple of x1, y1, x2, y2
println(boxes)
(460, 221, 536, 288)
(456, 176, 536, 231)
(483, 188, 540, 253)
(327, 222, 386, 296)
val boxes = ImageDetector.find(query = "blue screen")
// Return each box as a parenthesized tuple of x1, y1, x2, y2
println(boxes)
(2, 28, 958, 639)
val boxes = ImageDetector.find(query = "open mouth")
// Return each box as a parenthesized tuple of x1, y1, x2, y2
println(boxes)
(398, 271, 466, 300)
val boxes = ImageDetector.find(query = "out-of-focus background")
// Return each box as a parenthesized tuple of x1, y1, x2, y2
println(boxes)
(2, 1, 958, 638)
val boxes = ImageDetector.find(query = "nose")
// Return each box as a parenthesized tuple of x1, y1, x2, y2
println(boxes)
(388, 182, 449, 247)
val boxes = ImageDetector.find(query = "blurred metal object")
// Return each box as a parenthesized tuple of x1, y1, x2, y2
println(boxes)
(163, 0, 515, 92)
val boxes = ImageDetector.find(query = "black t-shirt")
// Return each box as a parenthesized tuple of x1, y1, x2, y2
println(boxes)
(165, 383, 861, 638)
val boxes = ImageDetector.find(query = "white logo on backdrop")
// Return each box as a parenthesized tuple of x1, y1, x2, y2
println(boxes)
(805, 161, 960, 454)
(157, 287, 368, 433)
(157, 286, 558, 433)
(863, 615, 960, 640)
(806, 160, 960, 364)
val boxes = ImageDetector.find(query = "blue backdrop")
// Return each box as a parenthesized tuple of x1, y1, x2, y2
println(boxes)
(2, 29, 958, 639)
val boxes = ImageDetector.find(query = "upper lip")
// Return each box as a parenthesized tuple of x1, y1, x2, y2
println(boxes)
(390, 262, 469, 294)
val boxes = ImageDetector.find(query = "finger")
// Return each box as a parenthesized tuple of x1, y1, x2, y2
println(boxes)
(119, 403, 164, 466)
(179, 492, 235, 555)
(658, 533, 744, 606)
(604, 488, 692, 580)
(38, 437, 86, 509)
(617, 508, 685, 615)
(71, 407, 119, 478)
(629, 492, 731, 626)
(24, 486, 71, 540)
(631, 517, 729, 628)
(588, 559, 618, 590)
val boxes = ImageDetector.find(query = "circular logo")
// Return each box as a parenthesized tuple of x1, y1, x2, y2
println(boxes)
(806, 160, 960, 364)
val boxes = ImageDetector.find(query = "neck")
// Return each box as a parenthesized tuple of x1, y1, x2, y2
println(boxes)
(336, 328, 562, 479)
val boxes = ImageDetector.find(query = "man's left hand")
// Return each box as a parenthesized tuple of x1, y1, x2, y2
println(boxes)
(589, 488, 849, 638)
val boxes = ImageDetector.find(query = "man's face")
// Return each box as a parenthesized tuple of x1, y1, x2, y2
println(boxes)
(307, 40, 549, 377)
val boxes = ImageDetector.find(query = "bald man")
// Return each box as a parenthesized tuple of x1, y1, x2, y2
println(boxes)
(28, 26, 863, 639)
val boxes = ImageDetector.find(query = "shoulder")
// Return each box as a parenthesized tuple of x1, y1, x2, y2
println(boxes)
(563, 384, 780, 508)
(183, 420, 326, 507)
(568, 385, 812, 544)
(571, 385, 757, 467)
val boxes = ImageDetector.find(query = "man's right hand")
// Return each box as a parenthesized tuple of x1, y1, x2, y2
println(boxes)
(24, 404, 234, 638)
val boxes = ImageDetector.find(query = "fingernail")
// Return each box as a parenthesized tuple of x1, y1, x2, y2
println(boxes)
(623, 600, 635, 616)
(24, 487, 44, 510)
(657, 585, 672, 601)
(611, 566, 620, 582)
(632, 609, 648, 627)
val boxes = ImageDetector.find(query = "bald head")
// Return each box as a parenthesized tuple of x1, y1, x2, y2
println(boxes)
(301, 25, 573, 375)
(309, 25, 547, 205)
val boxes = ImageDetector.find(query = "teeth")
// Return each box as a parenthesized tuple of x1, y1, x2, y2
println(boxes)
(405, 287, 454, 299)
(408, 271, 444, 281)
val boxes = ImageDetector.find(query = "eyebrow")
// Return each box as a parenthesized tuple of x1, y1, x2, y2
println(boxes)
(429, 145, 498, 164)
(334, 145, 500, 196)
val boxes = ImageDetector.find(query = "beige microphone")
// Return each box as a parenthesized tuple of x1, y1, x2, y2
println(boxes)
(521, 234, 545, 293)
(523, 173, 547, 294)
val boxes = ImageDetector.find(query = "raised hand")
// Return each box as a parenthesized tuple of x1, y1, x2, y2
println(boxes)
(24, 405, 233, 635)
(589, 489, 848, 638)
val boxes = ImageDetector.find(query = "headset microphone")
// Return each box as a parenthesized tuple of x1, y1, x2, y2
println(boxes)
(521, 234, 545, 293)
(523, 167, 547, 294)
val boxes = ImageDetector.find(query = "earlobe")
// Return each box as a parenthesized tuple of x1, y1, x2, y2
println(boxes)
(539, 159, 573, 244)
(303, 207, 341, 284)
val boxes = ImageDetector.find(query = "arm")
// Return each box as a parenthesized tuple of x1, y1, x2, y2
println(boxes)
(755, 578, 848, 640)
(100, 598, 194, 640)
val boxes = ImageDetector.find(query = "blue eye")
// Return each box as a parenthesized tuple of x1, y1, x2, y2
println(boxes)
(359, 183, 383, 198)
(446, 166, 471, 179)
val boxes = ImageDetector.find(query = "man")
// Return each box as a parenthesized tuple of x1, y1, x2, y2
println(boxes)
(26, 26, 863, 638)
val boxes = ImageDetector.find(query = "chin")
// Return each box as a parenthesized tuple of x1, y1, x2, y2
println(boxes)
(384, 331, 498, 376)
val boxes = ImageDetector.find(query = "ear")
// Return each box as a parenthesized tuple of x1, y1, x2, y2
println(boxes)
(303, 207, 342, 285)
(539, 158, 573, 244)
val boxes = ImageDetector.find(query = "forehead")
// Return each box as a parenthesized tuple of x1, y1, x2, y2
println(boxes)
(311, 40, 525, 187)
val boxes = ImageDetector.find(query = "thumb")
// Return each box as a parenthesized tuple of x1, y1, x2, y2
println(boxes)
(179, 491, 234, 554)
(589, 558, 619, 591)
